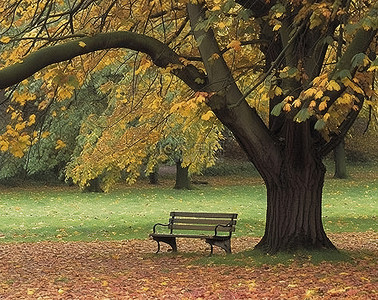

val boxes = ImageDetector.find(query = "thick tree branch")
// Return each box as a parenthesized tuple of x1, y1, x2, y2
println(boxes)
(187, 3, 281, 181)
(330, 29, 377, 80)
(187, 3, 235, 94)
(0, 31, 206, 91)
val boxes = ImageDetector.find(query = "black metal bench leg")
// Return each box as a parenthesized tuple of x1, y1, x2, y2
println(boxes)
(153, 236, 177, 253)
(222, 239, 231, 254)
(209, 243, 214, 256)
(205, 238, 231, 255)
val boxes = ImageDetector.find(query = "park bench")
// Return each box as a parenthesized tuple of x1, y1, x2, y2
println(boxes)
(149, 212, 238, 255)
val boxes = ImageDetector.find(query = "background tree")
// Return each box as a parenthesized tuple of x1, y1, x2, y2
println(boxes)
(344, 100, 378, 162)
(333, 74, 377, 178)
(0, 0, 377, 253)
(0, 73, 108, 184)
(63, 60, 223, 191)
(333, 138, 348, 178)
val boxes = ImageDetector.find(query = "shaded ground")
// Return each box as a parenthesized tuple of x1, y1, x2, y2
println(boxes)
(0, 232, 376, 299)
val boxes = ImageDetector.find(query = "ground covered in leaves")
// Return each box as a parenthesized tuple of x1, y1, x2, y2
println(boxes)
(0, 232, 376, 299)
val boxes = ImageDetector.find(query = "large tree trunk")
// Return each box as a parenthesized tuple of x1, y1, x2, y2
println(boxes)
(230, 118, 336, 253)
(188, 2, 334, 253)
(255, 159, 335, 253)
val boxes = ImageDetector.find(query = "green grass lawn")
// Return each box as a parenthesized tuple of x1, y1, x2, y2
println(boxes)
(0, 164, 376, 243)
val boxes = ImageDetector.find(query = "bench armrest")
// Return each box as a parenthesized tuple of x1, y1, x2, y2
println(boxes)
(214, 223, 232, 237)
(152, 222, 170, 233)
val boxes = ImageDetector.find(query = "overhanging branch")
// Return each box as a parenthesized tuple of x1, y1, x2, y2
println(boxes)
(0, 31, 206, 91)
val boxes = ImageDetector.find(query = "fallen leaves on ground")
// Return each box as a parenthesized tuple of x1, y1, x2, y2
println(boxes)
(0, 232, 376, 299)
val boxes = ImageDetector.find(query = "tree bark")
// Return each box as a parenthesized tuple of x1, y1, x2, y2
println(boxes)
(174, 161, 192, 190)
(256, 160, 335, 253)
(333, 139, 348, 179)
(240, 120, 336, 253)
(0, 31, 207, 91)
(187, 2, 338, 253)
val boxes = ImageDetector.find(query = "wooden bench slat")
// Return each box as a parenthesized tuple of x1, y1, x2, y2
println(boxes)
(170, 224, 235, 232)
(170, 212, 238, 219)
(170, 218, 237, 225)
(150, 233, 211, 239)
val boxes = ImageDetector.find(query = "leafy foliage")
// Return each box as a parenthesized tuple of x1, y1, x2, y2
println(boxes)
(0, 0, 376, 179)
(65, 66, 224, 190)
(0, 76, 108, 181)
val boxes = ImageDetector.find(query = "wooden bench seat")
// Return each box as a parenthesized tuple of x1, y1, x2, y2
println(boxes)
(149, 212, 238, 254)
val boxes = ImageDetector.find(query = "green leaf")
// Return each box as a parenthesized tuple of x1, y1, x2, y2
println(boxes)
(323, 35, 334, 45)
(264, 75, 274, 87)
(368, 57, 378, 71)
(361, 17, 374, 30)
(287, 67, 299, 78)
(336, 69, 352, 80)
(294, 108, 311, 123)
(194, 77, 205, 84)
(314, 119, 326, 131)
(238, 9, 251, 21)
(67, 75, 79, 88)
(271, 102, 284, 116)
(194, 17, 206, 31)
(344, 23, 358, 34)
(223, 0, 236, 12)
(351, 53, 367, 69)
(271, 3, 286, 15)
(196, 34, 206, 47)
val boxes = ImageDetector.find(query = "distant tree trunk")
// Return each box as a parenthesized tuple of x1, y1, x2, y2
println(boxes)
(148, 165, 159, 184)
(174, 161, 192, 190)
(333, 139, 347, 179)
(149, 171, 159, 184)
(82, 178, 104, 193)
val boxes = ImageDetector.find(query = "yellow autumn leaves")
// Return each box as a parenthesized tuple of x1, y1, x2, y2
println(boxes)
(170, 91, 214, 120)
(0, 109, 65, 158)
(0, 108, 36, 157)
(55, 139, 67, 150)
(0, 125, 33, 158)
(266, 70, 367, 115)
(0, 36, 11, 44)
(66, 69, 222, 191)
(0, 70, 73, 158)
(0, 128, 66, 158)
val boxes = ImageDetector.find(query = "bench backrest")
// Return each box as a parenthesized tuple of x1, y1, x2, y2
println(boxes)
(169, 212, 238, 236)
